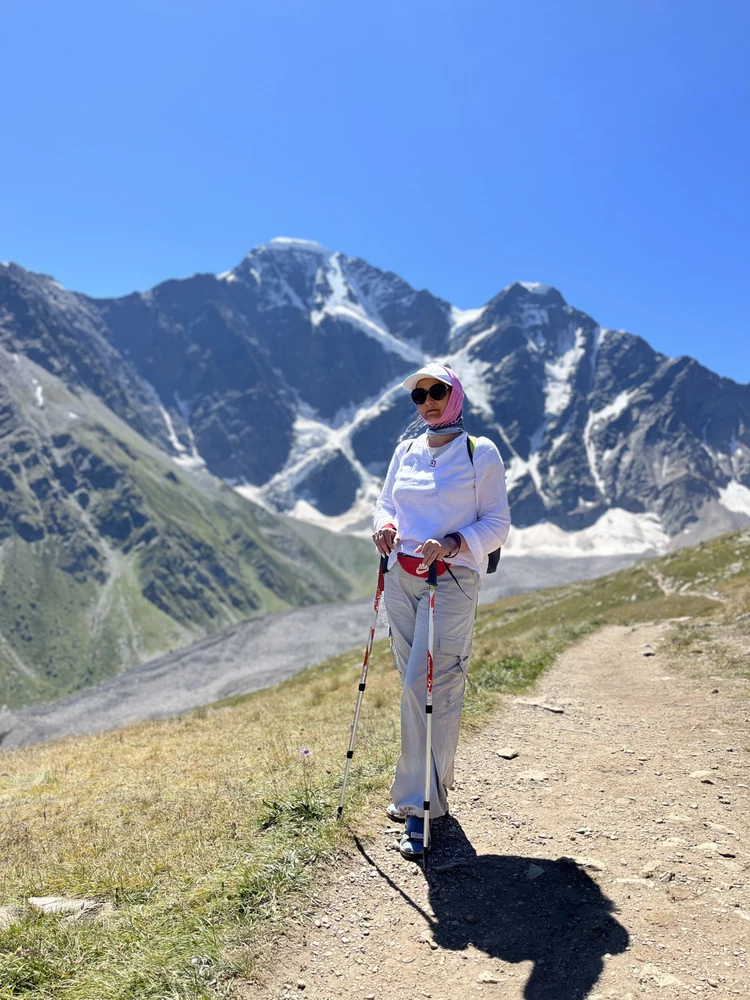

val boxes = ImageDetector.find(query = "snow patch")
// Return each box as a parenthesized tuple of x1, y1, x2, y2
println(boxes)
(590, 326, 608, 379)
(520, 303, 549, 328)
(504, 449, 548, 505)
(450, 304, 487, 338)
(519, 282, 552, 295)
(719, 481, 750, 517)
(172, 392, 205, 468)
(287, 490, 380, 536)
(173, 454, 206, 470)
(447, 352, 494, 418)
(550, 432, 568, 454)
(544, 327, 586, 417)
(329, 304, 423, 362)
(252, 411, 357, 515)
(311, 255, 423, 363)
(240, 381, 408, 532)
(526, 452, 547, 504)
(455, 323, 501, 358)
(592, 390, 632, 426)
(233, 484, 273, 511)
(584, 390, 633, 495)
(228, 245, 313, 309)
(260, 270, 306, 311)
(145, 383, 187, 456)
(334, 379, 405, 435)
(503, 454, 528, 492)
(504, 508, 669, 558)
(266, 237, 330, 254)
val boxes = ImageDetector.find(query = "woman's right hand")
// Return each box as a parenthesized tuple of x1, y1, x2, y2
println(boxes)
(372, 525, 398, 556)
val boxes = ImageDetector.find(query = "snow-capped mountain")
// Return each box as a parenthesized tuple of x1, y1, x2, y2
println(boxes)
(2, 239, 750, 561)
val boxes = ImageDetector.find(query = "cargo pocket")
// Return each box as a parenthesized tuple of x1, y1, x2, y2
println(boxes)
(439, 634, 469, 657)
(388, 627, 402, 675)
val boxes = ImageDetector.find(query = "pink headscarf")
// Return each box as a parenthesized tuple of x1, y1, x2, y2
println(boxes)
(426, 365, 464, 429)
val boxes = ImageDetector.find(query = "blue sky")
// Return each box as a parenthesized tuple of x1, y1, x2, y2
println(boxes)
(2, 0, 748, 382)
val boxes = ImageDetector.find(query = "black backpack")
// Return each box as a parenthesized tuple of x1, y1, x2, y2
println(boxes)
(405, 434, 502, 573)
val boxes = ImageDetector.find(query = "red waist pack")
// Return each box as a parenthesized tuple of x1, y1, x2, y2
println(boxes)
(397, 554, 449, 578)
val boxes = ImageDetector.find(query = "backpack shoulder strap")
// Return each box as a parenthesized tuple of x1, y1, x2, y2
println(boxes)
(464, 434, 502, 573)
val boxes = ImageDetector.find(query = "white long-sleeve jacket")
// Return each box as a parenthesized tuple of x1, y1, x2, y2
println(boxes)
(373, 431, 511, 576)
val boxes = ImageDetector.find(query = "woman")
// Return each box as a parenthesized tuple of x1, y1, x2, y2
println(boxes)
(372, 362, 511, 858)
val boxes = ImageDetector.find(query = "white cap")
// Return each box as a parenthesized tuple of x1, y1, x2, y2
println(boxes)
(402, 363, 454, 392)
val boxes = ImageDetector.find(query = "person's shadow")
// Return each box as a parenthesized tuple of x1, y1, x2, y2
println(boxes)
(356, 816, 629, 1000)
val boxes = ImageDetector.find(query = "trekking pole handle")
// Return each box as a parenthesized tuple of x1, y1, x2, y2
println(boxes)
(428, 560, 438, 586)
(380, 554, 389, 575)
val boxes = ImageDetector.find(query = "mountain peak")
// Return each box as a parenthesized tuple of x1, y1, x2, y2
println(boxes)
(263, 237, 331, 255)
(218, 238, 334, 289)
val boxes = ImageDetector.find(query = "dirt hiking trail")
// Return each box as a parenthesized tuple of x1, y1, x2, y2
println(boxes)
(251, 623, 749, 1000)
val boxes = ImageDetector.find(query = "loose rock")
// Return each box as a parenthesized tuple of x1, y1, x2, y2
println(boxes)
(477, 972, 503, 984)
(0, 905, 24, 930)
(27, 896, 111, 922)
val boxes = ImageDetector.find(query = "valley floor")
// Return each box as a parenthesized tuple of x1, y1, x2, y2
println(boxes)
(1, 553, 636, 750)
(251, 623, 750, 1000)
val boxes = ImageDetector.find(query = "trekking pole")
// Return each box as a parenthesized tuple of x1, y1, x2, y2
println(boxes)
(422, 559, 438, 870)
(337, 554, 389, 819)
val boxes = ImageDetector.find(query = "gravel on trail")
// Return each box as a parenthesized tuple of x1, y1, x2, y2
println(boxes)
(251, 623, 750, 1000)
(0, 553, 634, 750)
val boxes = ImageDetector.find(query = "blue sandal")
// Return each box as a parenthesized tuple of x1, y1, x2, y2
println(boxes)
(399, 816, 424, 859)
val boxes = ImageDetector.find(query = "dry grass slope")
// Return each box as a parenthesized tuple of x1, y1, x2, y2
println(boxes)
(0, 529, 748, 998)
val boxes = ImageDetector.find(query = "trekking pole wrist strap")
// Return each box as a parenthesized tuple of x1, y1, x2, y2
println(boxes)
(445, 532, 462, 558)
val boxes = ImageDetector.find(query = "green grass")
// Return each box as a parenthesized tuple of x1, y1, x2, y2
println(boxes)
(0, 529, 748, 998)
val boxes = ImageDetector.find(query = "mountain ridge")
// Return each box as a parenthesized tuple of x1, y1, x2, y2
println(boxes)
(3, 243, 750, 556)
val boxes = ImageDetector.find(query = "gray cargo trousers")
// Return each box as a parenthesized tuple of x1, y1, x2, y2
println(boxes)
(384, 561, 481, 819)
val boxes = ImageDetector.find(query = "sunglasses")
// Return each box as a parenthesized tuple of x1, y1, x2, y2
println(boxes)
(410, 383, 449, 405)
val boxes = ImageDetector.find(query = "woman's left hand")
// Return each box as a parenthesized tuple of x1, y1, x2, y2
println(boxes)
(414, 537, 452, 570)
